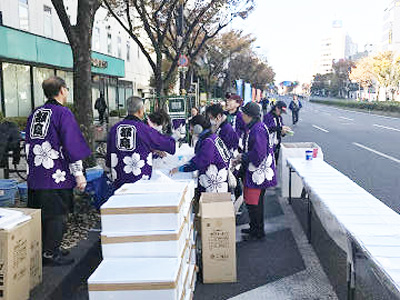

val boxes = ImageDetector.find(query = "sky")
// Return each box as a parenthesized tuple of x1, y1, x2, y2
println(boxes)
(232, 0, 390, 84)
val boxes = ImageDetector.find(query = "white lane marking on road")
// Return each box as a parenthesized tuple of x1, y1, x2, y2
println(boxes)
(353, 142, 400, 164)
(326, 106, 399, 120)
(373, 124, 400, 132)
(339, 116, 354, 121)
(312, 125, 329, 133)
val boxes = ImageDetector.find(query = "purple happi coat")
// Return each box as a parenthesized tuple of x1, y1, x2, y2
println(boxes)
(216, 120, 239, 154)
(226, 109, 246, 138)
(180, 130, 229, 193)
(107, 115, 176, 189)
(25, 99, 91, 190)
(243, 120, 277, 189)
(263, 111, 284, 152)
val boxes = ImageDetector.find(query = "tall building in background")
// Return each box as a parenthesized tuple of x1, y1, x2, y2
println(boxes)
(317, 20, 358, 74)
(382, 0, 400, 54)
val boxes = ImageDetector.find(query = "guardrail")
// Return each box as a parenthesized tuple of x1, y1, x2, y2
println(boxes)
(287, 157, 400, 300)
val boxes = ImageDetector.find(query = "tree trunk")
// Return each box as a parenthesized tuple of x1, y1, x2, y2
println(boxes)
(72, 47, 94, 149)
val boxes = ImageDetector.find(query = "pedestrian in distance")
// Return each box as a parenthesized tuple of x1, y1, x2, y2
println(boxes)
(106, 96, 176, 190)
(95, 92, 107, 125)
(263, 100, 291, 165)
(233, 102, 277, 240)
(26, 76, 91, 266)
(289, 94, 302, 125)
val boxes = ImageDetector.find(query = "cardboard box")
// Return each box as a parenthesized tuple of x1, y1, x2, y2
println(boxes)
(10, 208, 42, 290)
(200, 193, 236, 283)
(0, 218, 31, 300)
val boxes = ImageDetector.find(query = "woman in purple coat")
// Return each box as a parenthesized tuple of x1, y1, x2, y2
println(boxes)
(170, 115, 230, 199)
(263, 100, 291, 164)
(238, 102, 277, 240)
(106, 97, 176, 190)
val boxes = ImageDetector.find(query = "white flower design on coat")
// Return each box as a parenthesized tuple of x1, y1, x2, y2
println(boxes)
(33, 141, 59, 169)
(249, 154, 274, 185)
(199, 165, 228, 193)
(52, 169, 66, 184)
(142, 175, 150, 180)
(123, 153, 145, 176)
(147, 153, 152, 166)
(111, 153, 118, 180)
(25, 144, 30, 175)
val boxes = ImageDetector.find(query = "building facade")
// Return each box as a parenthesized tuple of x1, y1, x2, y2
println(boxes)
(316, 20, 358, 75)
(382, 0, 400, 55)
(0, 0, 153, 118)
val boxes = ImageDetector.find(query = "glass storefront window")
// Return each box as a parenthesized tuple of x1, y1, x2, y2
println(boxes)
(33, 67, 54, 108)
(107, 85, 117, 112)
(56, 70, 73, 103)
(118, 87, 125, 109)
(2, 63, 32, 117)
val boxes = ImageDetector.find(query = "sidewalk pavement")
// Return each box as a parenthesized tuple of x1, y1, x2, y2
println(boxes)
(194, 188, 338, 300)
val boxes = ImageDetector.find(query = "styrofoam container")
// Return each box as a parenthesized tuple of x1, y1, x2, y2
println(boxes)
(101, 189, 190, 232)
(88, 257, 187, 300)
(114, 181, 188, 195)
(101, 206, 192, 258)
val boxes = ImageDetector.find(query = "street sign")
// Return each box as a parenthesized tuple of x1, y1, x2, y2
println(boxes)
(178, 54, 189, 67)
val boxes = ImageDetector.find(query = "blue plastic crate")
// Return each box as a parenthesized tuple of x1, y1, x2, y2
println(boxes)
(0, 179, 18, 207)
(18, 182, 28, 203)
(86, 168, 104, 182)
(85, 174, 112, 209)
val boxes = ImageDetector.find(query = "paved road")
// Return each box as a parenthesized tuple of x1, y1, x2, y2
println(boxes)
(277, 96, 400, 213)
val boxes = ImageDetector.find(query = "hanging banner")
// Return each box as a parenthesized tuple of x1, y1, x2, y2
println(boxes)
(256, 89, 262, 102)
(244, 83, 252, 104)
(235, 79, 243, 99)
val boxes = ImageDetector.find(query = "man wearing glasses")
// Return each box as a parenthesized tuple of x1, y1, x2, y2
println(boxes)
(25, 76, 91, 266)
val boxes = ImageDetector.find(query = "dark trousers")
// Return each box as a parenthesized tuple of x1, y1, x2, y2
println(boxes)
(292, 110, 299, 124)
(28, 189, 73, 254)
(274, 144, 281, 166)
(98, 109, 106, 124)
(246, 189, 266, 235)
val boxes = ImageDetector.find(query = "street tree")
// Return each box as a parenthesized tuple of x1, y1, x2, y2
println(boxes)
(104, 0, 254, 103)
(371, 51, 400, 100)
(51, 0, 101, 148)
(195, 30, 255, 95)
(229, 50, 275, 91)
(349, 56, 374, 98)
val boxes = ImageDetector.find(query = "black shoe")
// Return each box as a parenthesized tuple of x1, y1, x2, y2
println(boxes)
(43, 252, 75, 266)
(242, 231, 265, 241)
(241, 228, 252, 234)
(60, 248, 70, 256)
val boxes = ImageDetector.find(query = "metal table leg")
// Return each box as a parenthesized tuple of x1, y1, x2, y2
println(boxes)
(289, 167, 293, 205)
(307, 194, 312, 243)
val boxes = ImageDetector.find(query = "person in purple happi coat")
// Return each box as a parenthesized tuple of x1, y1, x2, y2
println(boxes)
(206, 104, 239, 155)
(106, 96, 176, 190)
(235, 102, 277, 240)
(263, 100, 291, 164)
(225, 94, 246, 149)
(26, 76, 91, 266)
(170, 115, 230, 201)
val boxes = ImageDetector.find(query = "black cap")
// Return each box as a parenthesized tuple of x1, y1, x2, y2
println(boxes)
(242, 102, 261, 118)
(275, 100, 287, 113)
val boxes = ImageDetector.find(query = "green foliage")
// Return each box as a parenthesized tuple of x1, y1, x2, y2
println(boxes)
(109, 109, 127, 117)
(310, 98, 400, 114)
(4, 117, 28, 131)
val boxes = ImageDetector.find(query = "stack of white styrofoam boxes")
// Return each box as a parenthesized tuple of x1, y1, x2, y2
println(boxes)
(88, 180, 196, 300)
